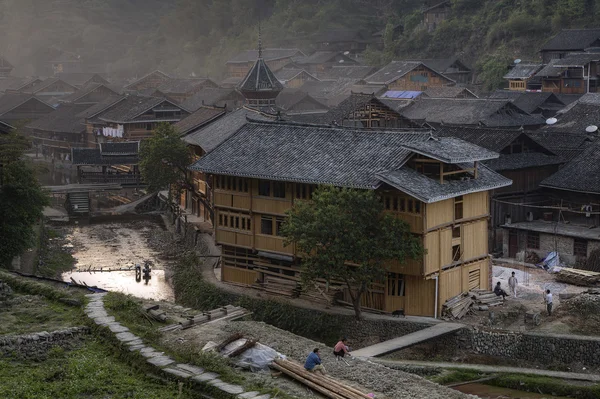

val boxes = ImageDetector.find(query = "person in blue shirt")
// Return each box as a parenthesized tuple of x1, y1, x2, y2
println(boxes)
(304, 348, 326, 375)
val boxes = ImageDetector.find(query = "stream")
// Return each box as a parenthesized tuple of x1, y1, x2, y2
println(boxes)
(454, 382, 571, 398)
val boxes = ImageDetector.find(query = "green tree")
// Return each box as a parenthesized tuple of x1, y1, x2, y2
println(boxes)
(139, 123, 193, 194)
(281, 186, 423, 319)
(0, 132, 49, 267)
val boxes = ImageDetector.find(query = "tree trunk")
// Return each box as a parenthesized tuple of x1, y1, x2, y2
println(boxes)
(352, 293, 362, 320)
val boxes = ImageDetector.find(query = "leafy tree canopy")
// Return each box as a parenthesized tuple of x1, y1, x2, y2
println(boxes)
(281, 186, 423, 319)
(0, 132, 49, 267)
(138, 122, 193, 193)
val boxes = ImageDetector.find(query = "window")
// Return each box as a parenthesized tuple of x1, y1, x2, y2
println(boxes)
(452, 225, 461, 239)
(275, 217, 285, 236)
(146, 123, 152, 131)
(273, 182, 286, 198)
(399, 198, 406, 212)
(452, 244, 461, 262)
(258, 180, 271, 196)
(527, 231, 540, 249)
(387, 273, 405, 297)
(218, 211, 251, 232)
(393, 197, 398, 211)
(574, 238, 588, 257)
(295, 184, 315, 200)
(261, 216, 273, 235)
(454, 196, 463, 220)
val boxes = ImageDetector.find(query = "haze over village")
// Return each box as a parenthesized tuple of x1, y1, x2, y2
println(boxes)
(2, 1, 600, 398)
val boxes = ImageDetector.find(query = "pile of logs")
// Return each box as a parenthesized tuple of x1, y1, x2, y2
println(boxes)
(158, 305, 250, 333)
(441, 293, 473, 319)
(469, 289, 504, 308)
(271, 359, 371, 399)
(556, 268, 600, 286)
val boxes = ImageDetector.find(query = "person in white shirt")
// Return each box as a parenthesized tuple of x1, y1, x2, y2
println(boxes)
(545, 289, 553, 316)
(508, 271, 518, 298)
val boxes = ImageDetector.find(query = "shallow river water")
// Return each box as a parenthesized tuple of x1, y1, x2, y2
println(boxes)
(61, 219, 175, 301)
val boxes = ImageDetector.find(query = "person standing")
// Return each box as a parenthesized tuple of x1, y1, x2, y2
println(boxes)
(304, 348, 326, 375)
(508, 272, 518, 298)
(545, 289, 553, 316)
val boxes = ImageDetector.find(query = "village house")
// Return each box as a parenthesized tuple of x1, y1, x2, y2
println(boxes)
(0, 93, 54, 126)
(293, 51, 359, 74)
(436, 126, 564, 253)
(540, 29, 600, 64)
(422, 1, 451, 32)
(87, 95, 189, 142)
(364, 61, 454, 92)
(156, 78, 219, 104)
(420, 57, 473, 84)
(49, 52, 83, 75)
(400, 98, 545, 129)
(182, 88, 246, 112)
(275, 89, 329, 116)
(56, 73, 111, 89)
(21, 77, 78, 99)
(71, 142, 142, 185)
(540, 93, 600, 135)
(312, 29, 372, 54)
(0, 56, 14, 78)
(299, 79, 386, 107)
(124, 70, 171, 92)
(188, 120, 511, 316)
(318, 65, 377, 81)
(490, 91, 566, 118)
(274, 69, 320, 88)
(225, 48, 305, 82)
(1, 77, 43, 94)
(371, 23, 404, 50)
(422, 86, 478, 99)
(58, 83, 120, 106)
(536, 53, 600, 94)
(503, 140, 600, 265)
(79, 96, 126, 148)
(504, 63, 544, 91)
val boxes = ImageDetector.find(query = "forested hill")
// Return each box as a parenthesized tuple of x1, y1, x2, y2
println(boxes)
(1, 0, 599, 88)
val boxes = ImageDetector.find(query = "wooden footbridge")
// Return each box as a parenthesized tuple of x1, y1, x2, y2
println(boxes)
(43, 183, 123, 215)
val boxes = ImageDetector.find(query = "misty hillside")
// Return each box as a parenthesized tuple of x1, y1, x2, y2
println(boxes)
(2, 0, 599, 88)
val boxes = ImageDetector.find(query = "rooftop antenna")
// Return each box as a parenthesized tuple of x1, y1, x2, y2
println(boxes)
(258, 18, 263, 59)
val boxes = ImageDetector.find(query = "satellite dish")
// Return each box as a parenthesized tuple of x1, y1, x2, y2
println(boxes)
(514, 58, 522, 64)
(339, 59, 344, 63)
(343, 51, 350, 55)
(586, 125, 598, 133)
(546, 117, 558, 125)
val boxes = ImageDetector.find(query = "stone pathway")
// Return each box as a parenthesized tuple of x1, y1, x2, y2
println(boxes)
(84, 293, 271, 399)
(374, 358, 600, 382)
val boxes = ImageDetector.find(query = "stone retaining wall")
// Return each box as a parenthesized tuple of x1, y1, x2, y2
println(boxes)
(0, 327, 90, 360)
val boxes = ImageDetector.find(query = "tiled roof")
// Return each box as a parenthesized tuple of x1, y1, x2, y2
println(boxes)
(485, 152, 564, 171)
(436, 126, 527, 152)
(511, 92, 564, 114)
(504, 63, 544, 79)
(174, 106, 226, 135)
(238, 58, 284, 94)
(488, 90, 523, 100)
(422, 86, 477, 98)
(99, 141, 139, 155)
(528, 131, 590, 160)
(275, 89, 327, 111)
(0, 77, 31, 92)
(23, 78, 77, 94)
(97, 96, 183, 123)
(182, 88, 244, 111)
(402, 136, 499, 163)
(189, 120, 429, 188)
(0, 56, 14, 70)
(418, 57, 470, 73)
(71, 147, 138, 166)
(535, 59, 564, 77)
(56, 73, 109, 87)
(377, 163, 511, 203)
(76, 95, 125, 119)
(274, 68, 318, 82)
(318, 66, 376, 80)
(540, 141, 600, 194)
(59, 83, 120, 103)
(543, 96, 600, 134)
(0, 93, 52, 116)
(541, 29, 600, 51)
(313, 29, 368, 43)
(315, 92, 384, 125)
(379, 98, 413, 113)
(27, 103, 91, 133)
(182, 107, 275, 152)
(295, 51, 357, 65)
(124, 70, 171, 90)
(364, 61, 425, 85)
(227, 49, 305, 64)
(157, 78, 216, 94)
(553, 52, 600, 67)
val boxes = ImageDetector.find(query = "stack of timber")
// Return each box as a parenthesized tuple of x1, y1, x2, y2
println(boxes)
(441, 293, 473, 320)
(469, 289, 504, 308)
(556, 268, 600, 286)
(271, 359, 371, 399)
(256, 274, 301, 297)
(158, 305, 249, 333)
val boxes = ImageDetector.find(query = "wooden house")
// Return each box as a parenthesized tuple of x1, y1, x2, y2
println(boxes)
(275, 89, 328, 115)
(422, 1, 452, 32)
(88, 95, 189, 142)
(540, 93, 600, 134)
(27, 103, 92, 160)
(156, 78, 219, 103)
(58, 83, 120, 105)
(420, 57, 472, 84)
(364, 61, 454, 92)
(503, 140, 600, 265)
(312, 29, 372, 54)
(49, 52, 83, 74)
(318, 66, 377, 81)
(274, 69, 320, 88)
(540, 29, 600, 64)
(0, 93, 54, 125)
(225, 49, 305, 80)
(400, 98, 546, 129)
(294, 51, 359, 74)
(71, 142, 142, 185)
(422, 86, 478, 99)
(536, 53, 600, 94)
(300, 79, 387, 108)
(80, 96, 126, 148)
(437, 126, 564, 253)
(189, 121, 511, 316)
(504, 63, 544, 91)
(0, 56, 14, 78)
(3, 77, 43, 94)
(56, 73, 110, 88)
(124, 70, 171, 92)
(182, 88, 246, 112)
(22, 78, 78, 99)
(372, 24, 404, 50)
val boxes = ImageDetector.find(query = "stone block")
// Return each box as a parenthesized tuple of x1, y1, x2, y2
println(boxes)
(192, 372, 219, 382)
(124, 339, 144, 346)
(238, 391, 261, 399)
(147, 356, 175, 367)
(163, 368, 193, 379)
(216, 383, 244, 395)
(107, 323, 129, 333)
(176, 364, 204, 375)
(115, 332, 139, 343)
(129, 344, 146, 351)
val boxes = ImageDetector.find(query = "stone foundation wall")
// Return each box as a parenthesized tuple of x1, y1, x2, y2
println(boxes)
(0, 327, 90, 360)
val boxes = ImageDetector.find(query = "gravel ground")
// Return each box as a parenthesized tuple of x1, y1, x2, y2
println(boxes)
(177, 320, 476, 399)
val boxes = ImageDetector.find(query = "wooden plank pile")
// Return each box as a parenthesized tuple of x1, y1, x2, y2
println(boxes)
(271, 359, 371, 399)
(158, 305, 250, 333)
(556, 268, 600, 287)
(469, 289, 504, 308)
(442, 293, 473, 320)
